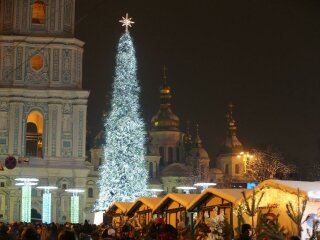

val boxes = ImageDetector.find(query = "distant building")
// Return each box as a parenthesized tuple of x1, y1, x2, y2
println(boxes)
(91, 73, 249, 193)
(0, 0, 97, 223)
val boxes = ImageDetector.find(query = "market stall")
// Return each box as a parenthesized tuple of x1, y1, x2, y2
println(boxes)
(153, 193, 199, 228)
(238, 179, 320, 237)
(105, 202, 133, 227)
(187, 188, 243, 227)
(126, 197, 163, 225)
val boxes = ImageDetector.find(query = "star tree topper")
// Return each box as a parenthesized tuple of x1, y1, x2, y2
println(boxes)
(119, 13, 135, 32)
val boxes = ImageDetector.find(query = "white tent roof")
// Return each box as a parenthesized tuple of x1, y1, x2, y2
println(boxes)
(188, 188, 243, 211)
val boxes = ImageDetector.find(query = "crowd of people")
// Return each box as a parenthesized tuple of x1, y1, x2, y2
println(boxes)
(0, 220, 303, 240)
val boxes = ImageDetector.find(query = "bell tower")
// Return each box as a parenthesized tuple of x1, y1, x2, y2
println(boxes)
(0, 0, 93, 223)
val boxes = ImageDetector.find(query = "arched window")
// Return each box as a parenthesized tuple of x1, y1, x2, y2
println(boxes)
(225, 164, 229, 174)
(88, 188, 93, 198)
(159, 147, 164, 166)
(149, 162, 153, 179)
(32, 1, 46, 24)
(176, 147, 180, 162)
(168, 147, 173, 164)
(26, 111, 43, 157)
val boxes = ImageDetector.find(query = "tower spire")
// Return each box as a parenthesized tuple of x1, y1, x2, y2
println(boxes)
(150, 66, 180, 131)
(163, 65, 168, 86)
(222, 102, 242, 152)
(226, 102, 237, 136)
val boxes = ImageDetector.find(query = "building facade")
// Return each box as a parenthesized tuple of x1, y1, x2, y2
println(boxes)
(0, 0, 97, 223)
(91, 71, 248, 193)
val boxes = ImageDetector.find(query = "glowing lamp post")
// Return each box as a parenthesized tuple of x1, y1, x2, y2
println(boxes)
(65, 189, 85, 224)
(147, 188, 164, 197)
(176, 186, 197, 194)
(15, 178, 39, 222)
(37, 186, 58, 223)
(194, 182, 217, 192)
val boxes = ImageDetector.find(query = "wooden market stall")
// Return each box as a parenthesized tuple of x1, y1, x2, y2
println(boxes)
(105, 202, 133, 227)
(237, 179, 320, 238)
(126, 197, 163, 225)
(187, 188, 243, 228)
(153, 193, 199, 228)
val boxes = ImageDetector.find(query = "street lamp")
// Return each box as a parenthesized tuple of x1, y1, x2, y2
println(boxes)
(237, 152, 253, 174)
(37, 186, 58, 223)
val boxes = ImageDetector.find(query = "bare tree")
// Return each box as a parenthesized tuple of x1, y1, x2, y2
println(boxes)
(245, 147, 295, 182)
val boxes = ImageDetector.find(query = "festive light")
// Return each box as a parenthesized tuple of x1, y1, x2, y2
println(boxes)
(95, 24, 149, 210)
(15, 178, 39, 222)
(194, 182, 217, 192)
(65, 189, 84, 224)
(37, 186, 58, 223)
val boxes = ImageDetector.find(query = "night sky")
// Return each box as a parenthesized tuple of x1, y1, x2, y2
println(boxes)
(75, 0, 320, 177)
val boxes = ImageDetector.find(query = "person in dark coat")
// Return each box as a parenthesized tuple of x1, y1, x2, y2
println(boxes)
(238, 224, 252, 240)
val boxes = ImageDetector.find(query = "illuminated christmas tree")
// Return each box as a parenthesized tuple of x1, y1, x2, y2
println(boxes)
(95, 14, 149, 210)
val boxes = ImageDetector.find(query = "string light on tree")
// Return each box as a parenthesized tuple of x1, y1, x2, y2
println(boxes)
(95, 14, 149, 211)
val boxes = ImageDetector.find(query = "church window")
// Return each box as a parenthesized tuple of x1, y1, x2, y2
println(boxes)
(176, 147, 180, 162)
(168, 147, 173, 164)
(159, 147, 164, 166)
(31, 55, 44, 71)
(149, 162, 153, 179)
(235, 164, 240, 174)
(225, 164, 229, 174)
(26, 111, 43, 158)
(88, 188, 93, 198)
(32, 1, 46, 24)
(0, 182, 4, 188)
(62, 183, 67, 190)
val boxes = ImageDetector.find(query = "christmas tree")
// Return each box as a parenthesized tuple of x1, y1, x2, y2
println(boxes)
(95, 14, 149, 210)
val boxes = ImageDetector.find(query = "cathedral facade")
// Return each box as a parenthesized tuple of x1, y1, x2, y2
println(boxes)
(91, 73, 248, 194)
(0, 0, 97, 223)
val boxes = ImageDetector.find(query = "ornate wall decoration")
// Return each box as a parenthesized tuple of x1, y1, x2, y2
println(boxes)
(51, 107, 57, 156)
(62, 49, 72, 83)
(16, 47, 23, 81)
(22, 0, 28, 30)
(62, 115, 72, 133)
(63, 103, 72, 114)
(3, 0, 13, 31)
(13, 106, 20, 155)
(63, 0, 72, 32)
(25, 47, 50, 84)
(50, 0, 56, 30)
(78, 110, 83, 157)
(2, 47, 13, 83)
(53, 48, 59, 81)
(0, 102, 8, 112)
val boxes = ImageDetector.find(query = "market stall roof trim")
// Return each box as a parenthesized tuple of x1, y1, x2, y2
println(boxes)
(153, 193, 199, 213)
(127, 197, 163, 216)
(105, 202, 133, 215)
(253, 180, 320, 197)
(187, 188, 243, 212)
